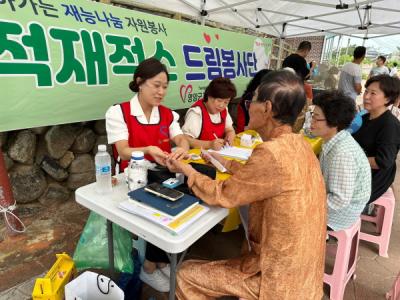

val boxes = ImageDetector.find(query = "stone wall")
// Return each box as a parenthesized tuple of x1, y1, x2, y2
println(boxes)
(1, 104, 242, 207)
(0, 121, 109, 206)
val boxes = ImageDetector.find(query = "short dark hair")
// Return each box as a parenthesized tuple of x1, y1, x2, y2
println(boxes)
(313, 91, 356, 131)
(298, 41, 312, 51)
(241, 69, 272, 100)
(256, 70, 306, 125)
(203, 77, 237, 102)
(129, 58, 169, 92)
(353, 46, 366, 59)
(377, 55, 387, 63)
(365, 74, 400, 106)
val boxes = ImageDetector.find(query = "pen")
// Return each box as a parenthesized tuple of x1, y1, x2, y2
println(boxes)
(213, 133, 229, 149)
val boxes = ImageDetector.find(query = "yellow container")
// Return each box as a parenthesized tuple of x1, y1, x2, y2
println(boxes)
(32, 253, 77, 300)
(302, 134, 323, 155)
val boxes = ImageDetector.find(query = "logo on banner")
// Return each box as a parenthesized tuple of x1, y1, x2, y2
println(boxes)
(179, 84, 205, 103)
(203, 33, 211, 44)
(179, 84, 193, 103)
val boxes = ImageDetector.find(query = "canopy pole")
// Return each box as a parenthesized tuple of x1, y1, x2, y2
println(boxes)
(0, 152, 23, 235)
(362, 28, 369, 46)
(328, 36, 335, 64)
(344, 37, 351, 56)
(277, 38, 284, 70)
(277, 23, 287, 70)
(335, 35, 343, 67)
(320, 36, 327, 63)
(200, 0, 206, 25)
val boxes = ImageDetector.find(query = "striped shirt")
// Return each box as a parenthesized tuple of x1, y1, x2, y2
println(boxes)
(320, 130, 371, 231)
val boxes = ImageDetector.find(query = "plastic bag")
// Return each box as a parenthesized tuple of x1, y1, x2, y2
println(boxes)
(73, 212, 133, 274)
(65, 271, 124, 300)
(118, 252, 143, 300)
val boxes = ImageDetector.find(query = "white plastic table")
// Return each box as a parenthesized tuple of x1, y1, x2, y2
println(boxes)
(75, 174, 228, 300)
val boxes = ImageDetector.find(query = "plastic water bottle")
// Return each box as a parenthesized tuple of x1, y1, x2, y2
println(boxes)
(95, 144, 112, 194)
(128, 151, 148, 191)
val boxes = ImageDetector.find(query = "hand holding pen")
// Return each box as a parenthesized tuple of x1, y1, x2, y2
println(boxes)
(224, 131, 235, 147)
(210, 133, 225, 150)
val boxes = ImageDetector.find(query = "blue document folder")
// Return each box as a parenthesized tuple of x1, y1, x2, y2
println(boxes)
(128, 187, 200, 217)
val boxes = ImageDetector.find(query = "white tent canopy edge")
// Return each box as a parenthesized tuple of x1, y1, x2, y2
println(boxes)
(116, 0, 400, 40)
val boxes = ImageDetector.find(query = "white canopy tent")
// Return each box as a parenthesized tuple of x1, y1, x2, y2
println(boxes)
(117, 0, 400, 39)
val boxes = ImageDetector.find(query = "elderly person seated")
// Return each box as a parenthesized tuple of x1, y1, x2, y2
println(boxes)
(311, 91, 371, 231)
(166, 70, 327, 300)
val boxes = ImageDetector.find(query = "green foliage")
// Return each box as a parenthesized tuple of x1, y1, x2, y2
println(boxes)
(363, 57, 372, 64)
(388, 60, 400, 68)
(339, 44, 358, 56)
(329, 54, 352, 66)
(329, 54, 372, 67)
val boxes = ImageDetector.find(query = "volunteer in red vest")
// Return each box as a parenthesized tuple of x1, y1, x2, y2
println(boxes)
(182, 77, 237, 150)
(105, 57, 189, 293)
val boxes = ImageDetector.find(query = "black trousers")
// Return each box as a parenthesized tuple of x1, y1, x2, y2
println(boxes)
(145, 242, 169, 263)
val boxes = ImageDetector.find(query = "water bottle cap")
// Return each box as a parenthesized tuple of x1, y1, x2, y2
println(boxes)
(131, 151, 144, 160)
(98, 144, 107, 152)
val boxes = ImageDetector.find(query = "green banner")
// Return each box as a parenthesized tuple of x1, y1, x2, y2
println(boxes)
(0, 0, 272, 131)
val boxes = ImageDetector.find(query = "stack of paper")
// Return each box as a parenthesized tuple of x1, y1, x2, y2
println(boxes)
(119, 199, 209, 235)
(210, 146, 253, 160)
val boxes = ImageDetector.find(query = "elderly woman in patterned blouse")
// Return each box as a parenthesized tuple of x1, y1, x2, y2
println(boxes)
(166, 70, 327, 300)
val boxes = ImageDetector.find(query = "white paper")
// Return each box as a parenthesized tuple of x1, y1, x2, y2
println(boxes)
(119, 199, 209, 235)
(210, 146, 253, 160)
(201, 148, 227, 172)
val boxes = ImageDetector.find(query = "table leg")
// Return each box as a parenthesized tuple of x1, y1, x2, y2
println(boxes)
(167, 250, 187, 300)
(168, 253, 177, 300)
(107, 220, 115, 278)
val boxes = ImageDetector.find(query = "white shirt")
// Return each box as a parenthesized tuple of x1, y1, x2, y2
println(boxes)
(338, 62, 362, 101)
(182, 106, 233, 138)
(369, 66, 389, 77)
(105, 94, 183, 144)
(390, 66, 398, 77)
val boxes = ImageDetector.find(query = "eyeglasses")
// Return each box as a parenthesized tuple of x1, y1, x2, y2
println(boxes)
(244, 100, 252, 110)
(244, 98, 266, 110)
(244, 98, 258, 110)
(310, 112, 326, 122)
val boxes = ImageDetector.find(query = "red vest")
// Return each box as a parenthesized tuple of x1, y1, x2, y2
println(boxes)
(113, 101, 173, 172)
(236, 104, 246, 134)
(191, 100, 227, 141)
